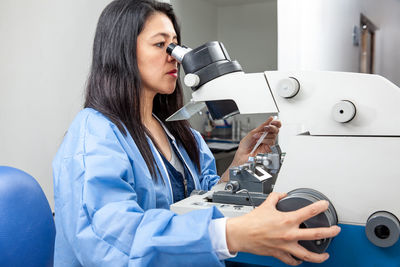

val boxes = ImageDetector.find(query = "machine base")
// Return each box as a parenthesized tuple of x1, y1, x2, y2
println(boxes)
(226, 224, 400, 266)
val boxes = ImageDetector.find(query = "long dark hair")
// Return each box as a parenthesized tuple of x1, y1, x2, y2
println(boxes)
(84, 0, 200, 180)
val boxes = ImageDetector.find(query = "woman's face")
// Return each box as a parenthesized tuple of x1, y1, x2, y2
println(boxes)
(137, 12, 178, 97)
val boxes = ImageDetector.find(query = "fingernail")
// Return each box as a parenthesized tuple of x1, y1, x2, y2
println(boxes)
(324, 254, 330, 260)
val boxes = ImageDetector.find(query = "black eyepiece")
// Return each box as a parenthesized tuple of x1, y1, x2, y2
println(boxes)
(166, 43, 176, 55)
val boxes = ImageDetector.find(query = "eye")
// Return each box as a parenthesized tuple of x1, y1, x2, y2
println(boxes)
(155, 42, 165, 48)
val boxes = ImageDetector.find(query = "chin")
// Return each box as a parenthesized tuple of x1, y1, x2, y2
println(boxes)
(158, 83, 177, 95)
(164, 87, 176, 95)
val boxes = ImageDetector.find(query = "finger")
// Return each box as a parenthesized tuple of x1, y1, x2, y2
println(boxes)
(271, 120, 282, 128)
(253, 143, 271, 154)
(264, 143, 272, 152)
(264, 191, 287, 206)
(252, 125, 279, 139)
(272, 250, 302, 266)
(258, 135, 278, 148)
(260, 138, 277, 147)
(295, 225, 341, 241)
(261, 133, 279, 142)
(253, 132, 273, 140)
(287, 243, 330, 263)
(252, 133, 277, 143)
(264, 125, 280, 135)
(252, 116, 274, 133)
(292, 200, 330, 223)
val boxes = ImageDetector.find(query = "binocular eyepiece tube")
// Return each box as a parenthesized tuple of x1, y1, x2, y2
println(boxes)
(166, 43, 192, 63)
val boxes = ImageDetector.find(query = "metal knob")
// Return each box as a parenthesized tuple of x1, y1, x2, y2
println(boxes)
(277, 77, 300, 98)
(184, 73, 200, 87)
(365, 211, 400, 247)
(225, 181, 239, 193)
(332, 100, 356, 123)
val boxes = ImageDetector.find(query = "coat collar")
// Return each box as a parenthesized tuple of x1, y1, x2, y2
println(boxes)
(152, 114, 199, 191)
(153, 114, 176, 142)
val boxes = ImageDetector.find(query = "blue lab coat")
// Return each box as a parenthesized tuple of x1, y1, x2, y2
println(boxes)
(53, 108, 224, 267)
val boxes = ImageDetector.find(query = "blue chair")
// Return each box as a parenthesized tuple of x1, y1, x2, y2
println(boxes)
(0, 166, 55, 267)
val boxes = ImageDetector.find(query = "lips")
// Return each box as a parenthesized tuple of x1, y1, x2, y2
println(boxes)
(167, 69, 178, 77)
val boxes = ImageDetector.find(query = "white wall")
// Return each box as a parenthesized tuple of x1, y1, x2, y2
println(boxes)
(278, 0, 400, 86)
(278, 0, 361, 72)
(217, 1, 278, 130)
(171, 0, 218, 49)
(0, 0, 112, 209)
(171, 0, 218, 131)
(361, 0, 400, 86)
(217, 1, 277, 73)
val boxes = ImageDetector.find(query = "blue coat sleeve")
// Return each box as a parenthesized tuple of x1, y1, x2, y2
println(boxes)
(54, 114, 225, 267)
(192, 130, 221, 191)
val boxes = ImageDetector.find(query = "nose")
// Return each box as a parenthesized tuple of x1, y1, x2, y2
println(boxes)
(166, 53, 176, 63)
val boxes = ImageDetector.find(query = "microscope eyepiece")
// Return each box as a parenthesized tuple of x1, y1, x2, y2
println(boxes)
(166, 43, 176, 55)
(166, 43, 192, 63)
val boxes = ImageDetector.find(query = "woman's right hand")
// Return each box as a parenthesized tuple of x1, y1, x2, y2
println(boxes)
(225, 192, 341, 266)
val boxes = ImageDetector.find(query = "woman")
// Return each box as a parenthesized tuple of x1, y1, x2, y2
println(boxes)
(53, 0, 340, 266)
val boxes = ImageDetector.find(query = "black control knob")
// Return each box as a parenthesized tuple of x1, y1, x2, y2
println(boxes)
(276, 188, 338, 254)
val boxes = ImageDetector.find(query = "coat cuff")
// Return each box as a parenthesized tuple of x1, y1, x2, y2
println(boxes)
(208, 217, 238, 260)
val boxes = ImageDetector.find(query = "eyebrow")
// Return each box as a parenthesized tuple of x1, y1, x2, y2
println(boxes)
(150, 32, 177, 40)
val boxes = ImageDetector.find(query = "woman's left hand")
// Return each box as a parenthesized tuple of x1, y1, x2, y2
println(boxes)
(221, 116, 281, 182)
(236, 115, 281, 162)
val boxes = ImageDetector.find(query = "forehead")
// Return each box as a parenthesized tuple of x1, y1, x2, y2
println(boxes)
(140, 12, 176, 38)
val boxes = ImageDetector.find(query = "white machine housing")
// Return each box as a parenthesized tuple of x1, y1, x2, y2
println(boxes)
(174, 70, 400, 226)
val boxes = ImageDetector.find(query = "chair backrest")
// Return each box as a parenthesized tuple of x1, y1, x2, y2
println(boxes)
(0, 166, 55, 267)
